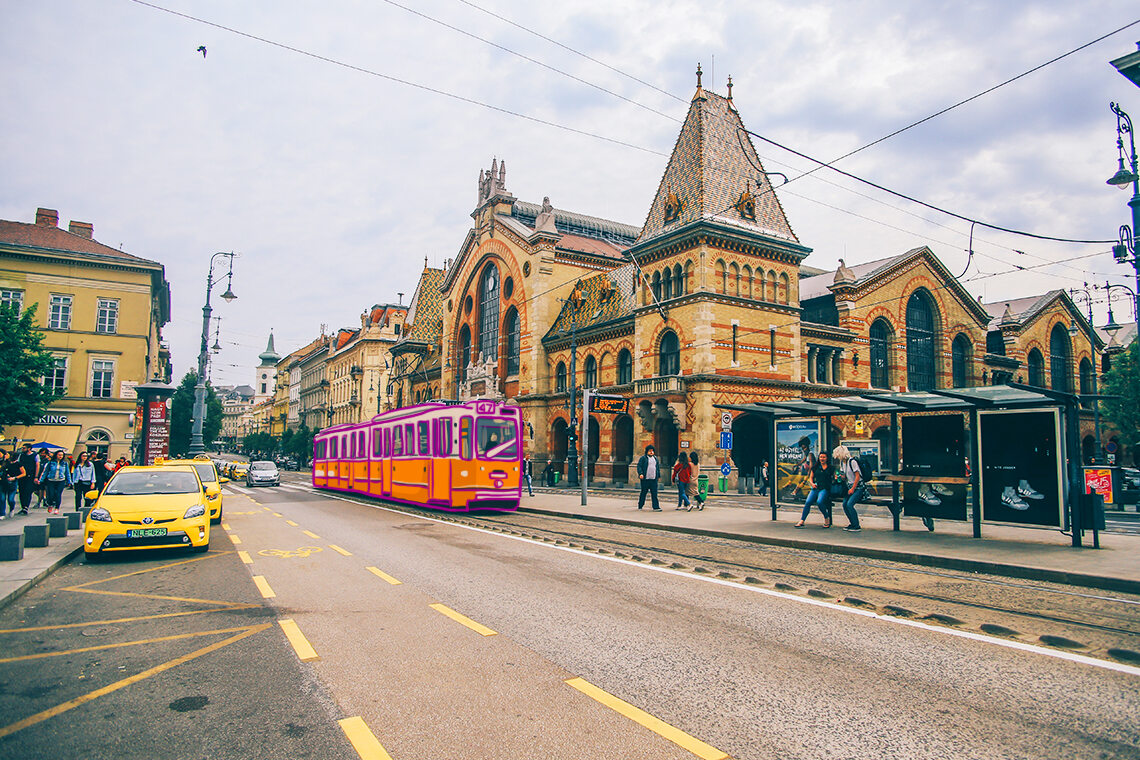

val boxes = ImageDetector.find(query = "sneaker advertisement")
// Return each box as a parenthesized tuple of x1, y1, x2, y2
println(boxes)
(978, 409, 1063, 527)
(900, 415, 968, 521)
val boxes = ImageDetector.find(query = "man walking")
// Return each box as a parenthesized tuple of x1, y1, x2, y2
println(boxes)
(636, 445, 662, 511)
(523, 455, 534, 497)
(16, 444, 38, 515)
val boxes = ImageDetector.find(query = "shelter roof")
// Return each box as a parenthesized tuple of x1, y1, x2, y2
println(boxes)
(715, 385, 1063, 418)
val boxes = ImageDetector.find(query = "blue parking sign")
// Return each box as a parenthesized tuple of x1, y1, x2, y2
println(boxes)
(719, 431, 733, 450)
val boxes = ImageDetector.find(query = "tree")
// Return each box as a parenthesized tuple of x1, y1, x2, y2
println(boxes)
(0, 303, 63, 434)
(1101, 341, 1139, 463)
(290, 424, 314, 465)
(169, 372, 223, 456)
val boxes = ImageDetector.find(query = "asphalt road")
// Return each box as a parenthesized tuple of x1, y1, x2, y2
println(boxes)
(2, 480, 1138, 759)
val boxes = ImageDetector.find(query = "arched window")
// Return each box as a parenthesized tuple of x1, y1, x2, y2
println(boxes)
(85, 429, 111, 456)
(674, 264, 684, 296)
(584, 355, 597, 388)
(504, 308, 520, 376)
(1027, 348, 1045, 387)
(556, 362, 567, 393)
(1049, 323, 1071, 392)
(742, 265, 752, 298)
(662, 268, 673, 300)
(768, 270, 778, 301)
(756, 270, 766, 301)
(458, 325, 471, 383)
(729, 263, 740, 296)
(869, 319, 891, 389)
(905, 290, 937, 391)
(1079, 358, 1093, 409)
(478, 264, 500, 362)
(659, 330, 680, 376)
(716, 260, 727, 294)
(779, 272, 790, 304)
(652, 271, 662, 302)
(617, 348, 633, 385)
(951, 333, 972, 388)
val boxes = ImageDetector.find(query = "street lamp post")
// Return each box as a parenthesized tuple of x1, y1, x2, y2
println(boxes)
(1069, 283, 1102, 463)
(189, 252, 237, 455)
(1102, 281, 1138, 336)
(564, 315, 580, 488)
(1107, 102, 1140, 324)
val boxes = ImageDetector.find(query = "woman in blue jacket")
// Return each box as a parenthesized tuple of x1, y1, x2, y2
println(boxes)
(38, 450, 73, 515)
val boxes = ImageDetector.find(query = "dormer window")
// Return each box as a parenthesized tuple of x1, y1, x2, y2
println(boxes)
(663, 191, 683, 224)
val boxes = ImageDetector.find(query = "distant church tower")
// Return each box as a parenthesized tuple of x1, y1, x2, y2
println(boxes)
(254, 332, 280, 402)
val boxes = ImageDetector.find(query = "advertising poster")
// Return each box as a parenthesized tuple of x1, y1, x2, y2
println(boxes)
(979, 410, 1062, 527)
(776, 419, 820, 504)
(1083, 468, 1114, 507)
(900, 415, 967, 521)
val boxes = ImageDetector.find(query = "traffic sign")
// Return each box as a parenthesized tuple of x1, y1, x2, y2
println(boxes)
(720, 462, 732, 477)
(720, 412, 732, 429)
(719, 431, 733, 450)
(589, 395, 627, 415)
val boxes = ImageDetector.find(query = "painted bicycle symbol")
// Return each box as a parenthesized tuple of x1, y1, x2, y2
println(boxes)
(258, 546, 324, 559)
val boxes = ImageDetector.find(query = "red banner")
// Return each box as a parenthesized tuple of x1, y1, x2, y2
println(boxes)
(1083, 468, 1114, 506)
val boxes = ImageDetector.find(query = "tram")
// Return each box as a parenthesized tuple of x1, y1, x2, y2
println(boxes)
(311, 400, 522, 512)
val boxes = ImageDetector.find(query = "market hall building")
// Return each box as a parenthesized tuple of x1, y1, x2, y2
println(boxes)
(408, 75, 1108, 486)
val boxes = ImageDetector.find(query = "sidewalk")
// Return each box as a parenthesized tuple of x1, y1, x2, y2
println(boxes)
(0, 508, 84, 610)
(521, 486, 1140, 595)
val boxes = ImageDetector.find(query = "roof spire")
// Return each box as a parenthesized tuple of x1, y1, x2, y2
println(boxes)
(726, 75, 733, 100)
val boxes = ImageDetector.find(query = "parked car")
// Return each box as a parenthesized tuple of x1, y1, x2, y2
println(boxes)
(1120, 467, 1140, 506)
(246, 460, 280, 487)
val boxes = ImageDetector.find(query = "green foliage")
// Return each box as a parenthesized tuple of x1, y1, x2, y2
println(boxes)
(0, 303, 63, 433)
(289, 424, 314, 464)
(169, 372, 223, 455)
(1101, 342, 1140, 457)
(242, 432, 275, 458)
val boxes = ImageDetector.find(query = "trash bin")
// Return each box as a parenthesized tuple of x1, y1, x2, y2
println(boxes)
(718, 476, 727, 493)
(553, 471, 561, 485)
(697, 474, 709, 500)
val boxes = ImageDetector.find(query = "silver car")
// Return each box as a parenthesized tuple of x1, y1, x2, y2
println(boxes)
(246, 460, 280, 487)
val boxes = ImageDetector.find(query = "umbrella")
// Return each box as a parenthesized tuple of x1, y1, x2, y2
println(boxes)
(27, 442, 68, 452)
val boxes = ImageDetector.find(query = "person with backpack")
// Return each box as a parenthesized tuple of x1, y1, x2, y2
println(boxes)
(672, 452, 692, 510)
(833, 445, 865, 532)
(687, 451, 705, 510)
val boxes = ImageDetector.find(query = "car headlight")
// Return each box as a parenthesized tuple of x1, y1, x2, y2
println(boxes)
(184, 504, 206, 519)
(88, 508, 112, 523)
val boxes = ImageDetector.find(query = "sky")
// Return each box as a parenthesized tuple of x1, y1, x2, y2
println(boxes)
(3, 0, 1139, 387)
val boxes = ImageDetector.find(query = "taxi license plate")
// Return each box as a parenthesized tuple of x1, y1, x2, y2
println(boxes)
(127, 528, 168, 538)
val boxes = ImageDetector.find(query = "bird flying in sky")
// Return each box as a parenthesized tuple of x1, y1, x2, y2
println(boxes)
(197, 46, 207, 59)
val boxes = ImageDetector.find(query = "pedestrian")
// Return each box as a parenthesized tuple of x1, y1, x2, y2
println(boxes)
(39, 450, 72, 515)
(34, 449, 50, 508)
(542, 461, 556, 487)
(0, 451, 21, 519)
(92, 451, 113, 493)
(672, 452, 692, 510)
(687, 451, 705, 509)
(760, 460, 770, 496)
(523, 455, 534, 497)
(16, 443, 38, 514)
(795, 450, 834, 528)
(636, 444, 662, 511)
(71, 451, 97, 511)
(833, 445, 864, 532)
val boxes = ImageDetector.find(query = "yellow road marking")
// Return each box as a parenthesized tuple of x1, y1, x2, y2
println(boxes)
(303, 530, 321, 539)
(279, 619, 319, 662)
(252, 575, 276, 598)
(258, 546, 323, 559)
(366, 567, 401, 585)
(428, 603, 497, 636)
(338, 716, 394, 760)
(564, 677, 729, 760)
(221, 522, 231, 530)
(229, 534, 242, 545)
(329, 544, 352, 556)
(0, 605, 257, 634)
(286, 520, 299, 527)
(65, 552, 223, 589)
(0, 625, 264, 664)
(238, 551, 252, 564)
(0, 624, 268, 739)
(273, 512, 283, 517)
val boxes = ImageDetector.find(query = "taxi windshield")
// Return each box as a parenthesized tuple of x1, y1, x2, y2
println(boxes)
(193, 464, 217, 483)
(106, 471, 200, 495)
(477, 419, 518, 460)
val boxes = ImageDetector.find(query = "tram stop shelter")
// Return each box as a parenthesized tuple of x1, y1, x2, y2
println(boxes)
(715, 384, 1103, 548)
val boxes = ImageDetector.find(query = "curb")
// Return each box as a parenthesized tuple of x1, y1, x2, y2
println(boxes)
(517, 506, 1140, 596)
(0, 542, 84, 612)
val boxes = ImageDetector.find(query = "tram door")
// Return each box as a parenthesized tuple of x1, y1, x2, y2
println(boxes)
(430, 417, 452, 504)
(380, 427, 393, 498)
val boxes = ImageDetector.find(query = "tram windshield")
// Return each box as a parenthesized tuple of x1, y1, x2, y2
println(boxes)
(477, 419, 519, 460)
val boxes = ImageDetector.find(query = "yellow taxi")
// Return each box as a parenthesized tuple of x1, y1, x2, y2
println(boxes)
(156, 455, 227, 524)
(84, 464, 212, 561)
(230, 462, 249, 480)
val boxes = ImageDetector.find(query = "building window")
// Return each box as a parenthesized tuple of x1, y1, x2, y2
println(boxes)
(556, 362, 567, 393)
(905, 290, 937, 391)
(662, 269, 673, 300)
(1079, 358, 1093, 410)
(91, 359, 114, 398)
(617, 349, 632, 385)
(659, 330, 680, 376)
(951, 334, 972, 388)
(1049, 323, 1071, 393)
(584, 355, 597, 388)
(0, 289, 23, 314)
(458, 325, 472, 383)
(986, 330, 1005, 356)
(674, 264, 685, 296)
(96, 298, 119, 334)
(732, 324, 738, 364)
(769, 328, 776, 366)
(85, 429, 111, 456)
(504, 308, 520, 376)
(1027, 348, 1045, 387)
(869, 318, 891, 389)
(44, 357, 67, 394)
(478, 264, 500, 362)
(652, 271, 662, 302)
(49, 294, 72, 330)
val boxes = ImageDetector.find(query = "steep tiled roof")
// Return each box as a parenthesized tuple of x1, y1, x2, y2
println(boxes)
(400, 267, 445, 346)
(0, 219, 159, 267)
(544, 264, 637, 342)
(636, 89, 799, 247)
(799, 251, 913, 301)
(512, 200, 639, 247)
(982, 291, 1063, 328)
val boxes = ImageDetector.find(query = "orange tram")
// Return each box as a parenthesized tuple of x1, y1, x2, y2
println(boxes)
(312, 400, 522, 512)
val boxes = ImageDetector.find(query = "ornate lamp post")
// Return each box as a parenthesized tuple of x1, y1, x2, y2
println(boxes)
(1068, 283, 1102, 463)
(1101, 281, 1137, 336)
(189, 252, 236, 455)
(557, 291, 583, 488)
(1107, 103, 1140, 324)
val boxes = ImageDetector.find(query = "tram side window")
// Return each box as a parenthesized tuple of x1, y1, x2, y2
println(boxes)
(385, 427, 391, 457)
(315, 440, 327, 460)
(459, 417, 473, 460)
(330, 438, 338, 459)
(405, 424, 415, 455)
(358, 431, 365, 459)
(393, 426, 404, 457)
(373, 429, 382, 457)
(437, 419, 453, 456)
(350, 434, 356, 459)
(418, 422, 430, 456)
(342, 436, 348, 459)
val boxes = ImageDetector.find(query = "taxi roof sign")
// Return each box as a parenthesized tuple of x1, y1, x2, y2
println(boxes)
(589, 396, 627, 415)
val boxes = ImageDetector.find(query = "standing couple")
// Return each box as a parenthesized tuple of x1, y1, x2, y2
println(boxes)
(636, 445, 705, 512)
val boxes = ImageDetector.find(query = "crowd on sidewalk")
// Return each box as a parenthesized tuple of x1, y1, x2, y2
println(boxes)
(0, 444, 129, 519)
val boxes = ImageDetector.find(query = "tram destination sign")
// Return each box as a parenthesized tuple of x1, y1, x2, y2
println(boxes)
(589, 395, 627, 415)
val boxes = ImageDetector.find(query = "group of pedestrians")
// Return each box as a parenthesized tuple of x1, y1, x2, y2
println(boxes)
(0, 444, 121, 519)
(794, 444, 866, 532)
(634, 445, 707, 512)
